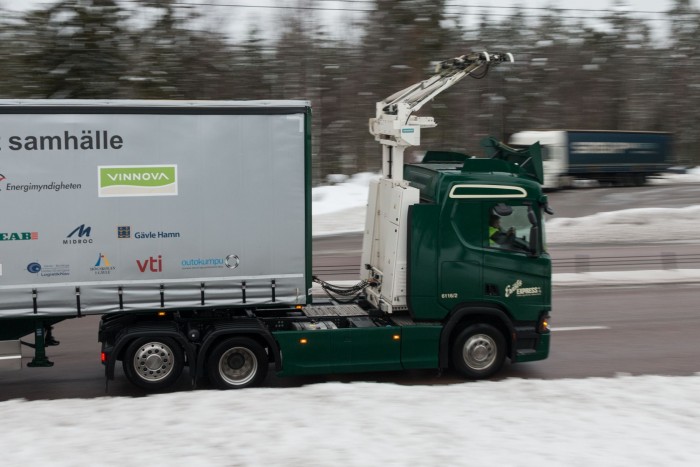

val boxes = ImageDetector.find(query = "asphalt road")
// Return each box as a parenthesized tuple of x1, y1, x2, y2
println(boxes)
(1, 183, 698, 400)
(2, 282, 698, 400)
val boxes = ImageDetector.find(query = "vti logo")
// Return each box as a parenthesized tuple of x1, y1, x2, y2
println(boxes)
(137, 255, 162, 273)
(64, 224, 93, 245)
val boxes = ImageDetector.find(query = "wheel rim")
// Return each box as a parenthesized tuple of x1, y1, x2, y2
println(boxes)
(462, 334, 497, 370)
(218, 346, 258, 386)
(132, 341, 176, 382)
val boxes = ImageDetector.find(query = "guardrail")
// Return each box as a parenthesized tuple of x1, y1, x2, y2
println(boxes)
(313, 252, 700, 278)
(555, 253, 700, 273)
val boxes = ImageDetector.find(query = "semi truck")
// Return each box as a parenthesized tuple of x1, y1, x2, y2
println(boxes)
(509, 130, 672, 189)
(0, 51, 552, 391)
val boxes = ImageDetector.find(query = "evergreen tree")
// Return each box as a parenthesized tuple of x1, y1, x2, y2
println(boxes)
(19, 0, 129, 98)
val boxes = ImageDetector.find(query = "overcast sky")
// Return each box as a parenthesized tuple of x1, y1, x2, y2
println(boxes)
(1, 0, 698, 43)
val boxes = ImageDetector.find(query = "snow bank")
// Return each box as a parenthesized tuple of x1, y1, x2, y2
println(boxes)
(1, 374, 699, 466)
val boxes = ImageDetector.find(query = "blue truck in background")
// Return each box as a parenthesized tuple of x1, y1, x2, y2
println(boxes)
(509, 130, 672, 189)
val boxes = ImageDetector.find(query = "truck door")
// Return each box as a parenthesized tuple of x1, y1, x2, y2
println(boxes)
(436, 199, 485, 311)
(482, 202, 550, 322)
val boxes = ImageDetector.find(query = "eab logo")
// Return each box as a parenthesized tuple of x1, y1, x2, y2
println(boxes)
(98, 165, 178, 197)
(0, 231, 38, 241)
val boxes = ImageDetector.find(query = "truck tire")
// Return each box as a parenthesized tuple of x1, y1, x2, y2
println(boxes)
(207, 337, 268, 389)
(452, 324, 506, 379)
(122, 337, 185, 391)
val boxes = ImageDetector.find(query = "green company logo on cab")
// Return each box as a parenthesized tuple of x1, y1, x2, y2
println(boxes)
(98, 165, 178, 197)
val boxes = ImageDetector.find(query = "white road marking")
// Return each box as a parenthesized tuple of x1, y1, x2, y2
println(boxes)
(551, 326, 611, 332)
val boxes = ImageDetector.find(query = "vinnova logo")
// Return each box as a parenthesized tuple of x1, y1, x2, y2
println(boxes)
(98, 165, 178, 197)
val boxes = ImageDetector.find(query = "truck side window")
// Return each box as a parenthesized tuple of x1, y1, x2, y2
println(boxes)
(487, 205, 533, 252)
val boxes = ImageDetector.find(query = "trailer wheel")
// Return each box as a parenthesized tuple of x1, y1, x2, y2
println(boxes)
(122, 337, 184, 391)
(207, 337, 268, 389)
(452, 324, 506, 379)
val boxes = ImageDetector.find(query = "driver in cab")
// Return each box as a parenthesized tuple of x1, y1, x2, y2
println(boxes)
(488, 203, 516, 248)
(489, 214, 515, 247)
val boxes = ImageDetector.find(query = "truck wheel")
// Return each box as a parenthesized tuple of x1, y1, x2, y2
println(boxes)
(452, 324, 506, 379)
(207, 337, 268, 389)
(122, 337, 184, 391)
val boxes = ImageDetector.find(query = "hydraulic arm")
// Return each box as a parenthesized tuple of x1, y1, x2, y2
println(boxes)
(369, 51, 513, 180)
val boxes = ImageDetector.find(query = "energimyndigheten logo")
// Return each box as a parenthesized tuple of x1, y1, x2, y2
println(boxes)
(0, 172, 82, 194)
(98, 165, 178, 197)
(64, 224, 93, 245)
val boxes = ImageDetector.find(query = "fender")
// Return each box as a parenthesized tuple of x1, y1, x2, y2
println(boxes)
(195, 319, 282, 379)
(438, 304, 516, 369)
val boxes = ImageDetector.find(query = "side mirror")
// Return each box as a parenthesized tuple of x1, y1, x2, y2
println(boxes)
(527, 209, 537, 225)
(529, 226, 539, 256)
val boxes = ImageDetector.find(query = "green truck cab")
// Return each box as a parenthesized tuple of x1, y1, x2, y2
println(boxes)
(272, 140, 551, 382)
(406, 142, 551, 375)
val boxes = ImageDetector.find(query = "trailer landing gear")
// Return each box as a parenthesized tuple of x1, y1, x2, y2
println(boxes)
(23, 324, 56, 367)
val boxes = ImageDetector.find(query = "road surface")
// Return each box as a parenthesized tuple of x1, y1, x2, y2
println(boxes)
(1, 281, 697, 400)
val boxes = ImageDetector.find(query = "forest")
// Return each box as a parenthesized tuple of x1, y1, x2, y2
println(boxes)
(1, 0, 698, 182)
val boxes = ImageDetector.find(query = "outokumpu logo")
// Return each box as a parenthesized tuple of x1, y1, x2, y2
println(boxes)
(90, 252, 116, 275)
(98, 165, 178, 197)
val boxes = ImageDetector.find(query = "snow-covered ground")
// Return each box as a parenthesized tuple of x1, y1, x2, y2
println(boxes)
(3, 375, 700, 466)
(1, 169, 699, 466)
(311, 169, 700, 242)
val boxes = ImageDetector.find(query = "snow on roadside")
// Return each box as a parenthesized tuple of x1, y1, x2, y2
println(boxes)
(312, 170, 700, 242)
(1, 374, 700, 466)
